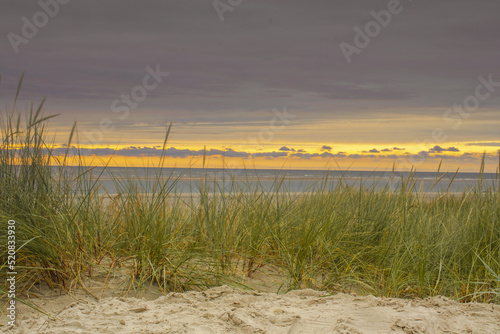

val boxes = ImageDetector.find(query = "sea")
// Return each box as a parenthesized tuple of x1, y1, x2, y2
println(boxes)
(70, 167, 499, 196)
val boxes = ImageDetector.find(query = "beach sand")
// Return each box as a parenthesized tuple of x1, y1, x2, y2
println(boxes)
(3, 285, 500, 333)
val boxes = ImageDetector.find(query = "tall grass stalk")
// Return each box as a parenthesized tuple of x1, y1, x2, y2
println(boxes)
(1, 80, 500, 303)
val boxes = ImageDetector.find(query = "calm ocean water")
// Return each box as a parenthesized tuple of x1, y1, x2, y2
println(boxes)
(67, 167, 499, 196)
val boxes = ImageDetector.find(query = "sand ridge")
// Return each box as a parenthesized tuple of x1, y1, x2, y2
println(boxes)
(3, 285, 500, 333)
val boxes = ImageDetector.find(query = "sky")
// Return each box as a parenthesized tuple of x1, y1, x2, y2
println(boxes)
(1, 0, 499, 171)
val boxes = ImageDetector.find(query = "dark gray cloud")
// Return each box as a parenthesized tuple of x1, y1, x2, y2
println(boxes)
(1, 0, 499, 126)
(321, 145, 332, 151)
(428, 146, 460, 153)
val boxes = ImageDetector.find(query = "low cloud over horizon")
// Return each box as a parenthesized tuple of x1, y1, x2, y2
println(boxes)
(49, 145, 495, 164)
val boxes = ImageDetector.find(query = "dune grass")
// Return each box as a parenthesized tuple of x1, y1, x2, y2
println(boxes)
(1, 83, 500, 304)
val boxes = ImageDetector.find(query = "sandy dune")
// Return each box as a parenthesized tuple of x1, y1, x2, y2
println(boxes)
(3, 285, 500, 333)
